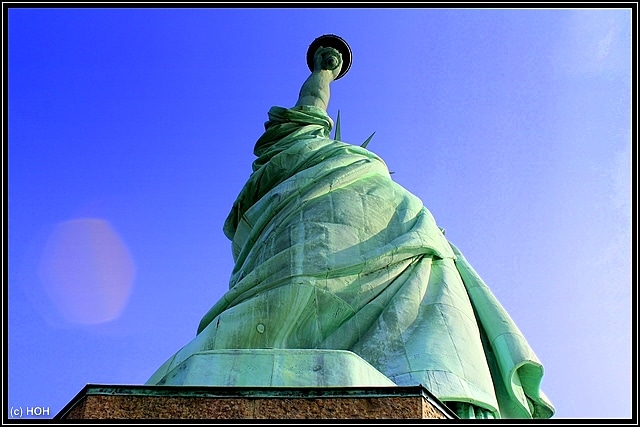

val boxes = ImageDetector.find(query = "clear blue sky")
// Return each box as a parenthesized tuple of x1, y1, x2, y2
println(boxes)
(7, 6, 632, 420)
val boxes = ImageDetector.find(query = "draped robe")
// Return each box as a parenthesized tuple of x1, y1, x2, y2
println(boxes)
(148, 105, 554, 419)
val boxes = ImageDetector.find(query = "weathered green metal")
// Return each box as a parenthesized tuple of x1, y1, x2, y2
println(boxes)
(147, 349, 395, 387)
(147, 37, 554, 420)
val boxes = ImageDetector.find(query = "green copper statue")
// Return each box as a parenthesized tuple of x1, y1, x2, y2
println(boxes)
(147, 35, 554, 419)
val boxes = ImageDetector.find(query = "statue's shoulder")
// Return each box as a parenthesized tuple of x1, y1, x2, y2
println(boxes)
(268, 105, 329, 118)
(266, 105, 333, 130)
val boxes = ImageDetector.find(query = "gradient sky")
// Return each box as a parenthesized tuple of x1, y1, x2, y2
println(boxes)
(7, 6, 632, 420)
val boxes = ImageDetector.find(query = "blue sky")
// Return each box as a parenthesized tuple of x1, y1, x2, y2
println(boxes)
(7, 6, 632, 419)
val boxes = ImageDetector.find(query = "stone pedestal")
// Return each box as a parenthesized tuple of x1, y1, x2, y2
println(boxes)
(55, 385, 457, 419)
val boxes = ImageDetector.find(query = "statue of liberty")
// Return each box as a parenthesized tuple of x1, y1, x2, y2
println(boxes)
(147, 35, 554, 419)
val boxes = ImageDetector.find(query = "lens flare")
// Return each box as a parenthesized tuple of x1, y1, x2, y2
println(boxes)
(37, 218, 135, 325)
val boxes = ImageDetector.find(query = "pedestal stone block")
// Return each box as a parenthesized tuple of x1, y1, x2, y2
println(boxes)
(55, 385, 457, 419)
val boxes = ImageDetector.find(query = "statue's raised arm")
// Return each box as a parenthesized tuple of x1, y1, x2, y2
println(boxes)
(294, 34, 351, 111)
(295, 46, 343, 111)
